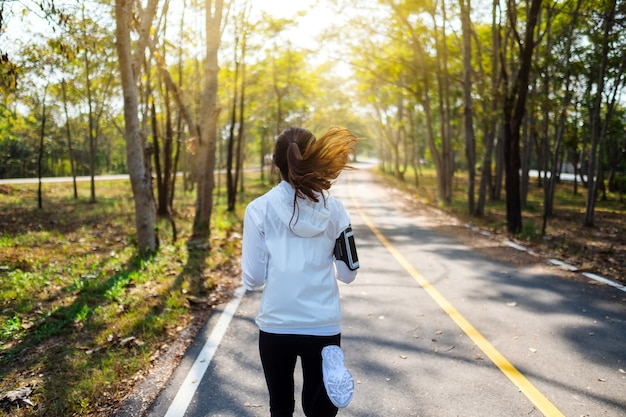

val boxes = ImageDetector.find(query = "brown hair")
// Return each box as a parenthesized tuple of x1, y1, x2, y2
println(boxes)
(273, 126, 358, 203)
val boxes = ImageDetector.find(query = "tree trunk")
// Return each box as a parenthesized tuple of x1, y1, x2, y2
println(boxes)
(502, 0, 542, 234)
(584, 0, 616, 227)
(433, 1, 453, 205)
(493, 126, 505, 200)
(460, 0, 476, 215)
(226, 37, 239, 212)
(520, 104, 534, 206)
(151, 101, 165, 215)
(542, 0, 581, 234)
(37, 84, 49, 210)
(153, 88, 177, 242)
(476, 0, 501, 215)
(192, 0, 224, 241)
(170, 0, 187, 209)
(115, 0, 157, 255)
(163, 87, 174, 215)
(61, 79, 78, 199)
(81, 3, 97, 204)
(235, 28, 248, 200)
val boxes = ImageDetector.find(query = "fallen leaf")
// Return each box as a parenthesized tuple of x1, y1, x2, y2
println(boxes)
(0, 386, 34, 408)
(529, 348, 537, 353)
(120, 336, 136, 346)
(598, 378, 607, 382)
(506, 302, 517, 307)
(244, 403, 262, 408)
(187, 295, 208, 304)
(399, 355, 407, 359)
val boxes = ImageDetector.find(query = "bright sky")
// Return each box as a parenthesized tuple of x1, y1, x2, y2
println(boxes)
(253, 0, 317, 17)
(250, 0, 330, 49)
(1, 0, 340, 74)
(2, 0, 330, 50)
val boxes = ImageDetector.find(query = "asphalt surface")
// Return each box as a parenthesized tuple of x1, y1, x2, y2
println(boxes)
(123, 164, 626, 417)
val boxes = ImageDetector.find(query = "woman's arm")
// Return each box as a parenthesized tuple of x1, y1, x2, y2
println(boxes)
(334, 260, 357, 284)
(241, 205, 267, 290)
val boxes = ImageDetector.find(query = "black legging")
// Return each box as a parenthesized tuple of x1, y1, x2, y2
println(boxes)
(259, 330, 341, 417)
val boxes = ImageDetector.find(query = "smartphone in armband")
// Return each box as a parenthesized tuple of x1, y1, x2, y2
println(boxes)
(334, 225, 359, 270)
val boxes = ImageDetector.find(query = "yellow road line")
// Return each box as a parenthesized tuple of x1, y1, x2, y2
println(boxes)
(349, 175, 565, 417)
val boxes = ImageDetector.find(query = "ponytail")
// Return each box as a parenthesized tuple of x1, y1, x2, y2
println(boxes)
(274, 126, 358, 202)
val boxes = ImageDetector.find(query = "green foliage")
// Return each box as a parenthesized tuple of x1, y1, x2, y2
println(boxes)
(1, 315, 22, 341)
(103, 271, 135, 303)
(0, 176, 266, 416)
(0, 52, 19, 95)
(517, 220, 539, 241)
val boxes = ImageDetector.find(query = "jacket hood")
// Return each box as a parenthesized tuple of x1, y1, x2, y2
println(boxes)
(269, 181, 330, 238)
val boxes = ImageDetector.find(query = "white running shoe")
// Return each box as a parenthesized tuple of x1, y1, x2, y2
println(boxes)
(321, 345, 354, 408)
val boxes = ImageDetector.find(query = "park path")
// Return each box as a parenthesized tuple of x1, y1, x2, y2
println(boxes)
(124, 163, 626, 417)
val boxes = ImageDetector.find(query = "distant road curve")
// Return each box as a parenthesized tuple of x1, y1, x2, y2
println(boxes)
(0, 160, 380, 186)
(528, 169, 583, 182)
(0, 175, 130, 185)
(0, 165, 576, 186)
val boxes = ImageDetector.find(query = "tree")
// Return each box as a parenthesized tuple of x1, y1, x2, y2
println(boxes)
(225, 3, 251, 212)
(71, 4, 117, 203)
(431, 0, 455, 205)
(583, 0, 625, 227)
(501, 0, 543, 234)
(541, 0, 582, 234)
(191, 0, 225, 241)
(460, 0, 477, 214)
(114, 0, 158, 254)
(381, 0, 454, 203)
(60, 79, 78, 199)
(37, 82, 50, 209)
(475, 1, 503, 215)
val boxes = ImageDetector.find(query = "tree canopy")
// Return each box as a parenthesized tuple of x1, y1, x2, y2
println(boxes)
(2, 0, 625, 246)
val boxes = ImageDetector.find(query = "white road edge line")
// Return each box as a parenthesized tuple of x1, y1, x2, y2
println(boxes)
(582, 272, 626, 292)
(474, 226, 625, 294)
(548, 259, 579, 271)
(164, 286, 246, 417)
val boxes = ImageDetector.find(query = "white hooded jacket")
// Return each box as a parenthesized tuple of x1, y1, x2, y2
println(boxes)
(241, 180, 357, 335)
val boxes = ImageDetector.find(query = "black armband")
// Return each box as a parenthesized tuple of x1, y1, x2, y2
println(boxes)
(334, 225, 359, 270)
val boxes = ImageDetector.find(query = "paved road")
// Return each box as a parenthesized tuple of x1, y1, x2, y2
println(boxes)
(128, 165, 626, 417)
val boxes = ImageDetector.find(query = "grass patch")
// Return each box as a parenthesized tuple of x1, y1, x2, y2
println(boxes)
(0, 172, 272, 416)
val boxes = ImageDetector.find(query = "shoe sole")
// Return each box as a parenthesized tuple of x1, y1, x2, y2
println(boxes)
(322, 345, 354, 408)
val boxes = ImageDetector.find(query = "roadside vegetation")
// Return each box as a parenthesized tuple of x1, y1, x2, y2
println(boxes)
(0, 173, 270, 416)
(379, 166, 626, 286)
